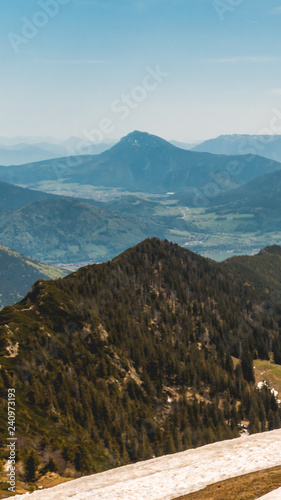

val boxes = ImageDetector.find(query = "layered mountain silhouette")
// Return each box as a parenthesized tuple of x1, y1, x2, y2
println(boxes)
(0, 137, 113, 166)
(0, 131, 280, 193)
(193, 134, 281, 163)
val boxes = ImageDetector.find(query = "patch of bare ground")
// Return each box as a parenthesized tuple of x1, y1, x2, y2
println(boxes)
(175, 465, 281, 500)
(0, 472, 73, 499)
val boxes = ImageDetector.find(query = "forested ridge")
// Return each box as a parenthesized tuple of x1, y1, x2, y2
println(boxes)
(0, 238, 281, 481)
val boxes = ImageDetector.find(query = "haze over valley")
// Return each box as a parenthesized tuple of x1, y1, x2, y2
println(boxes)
(1, 131, 281, 270)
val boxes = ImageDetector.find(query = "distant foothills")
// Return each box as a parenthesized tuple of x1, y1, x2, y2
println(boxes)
(1, 132, 281, 165)
(0, 131, 281, 272)
(0, 131, 280, 192)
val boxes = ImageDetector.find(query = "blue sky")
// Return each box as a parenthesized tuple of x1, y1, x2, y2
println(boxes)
(1, 0, 281, 142)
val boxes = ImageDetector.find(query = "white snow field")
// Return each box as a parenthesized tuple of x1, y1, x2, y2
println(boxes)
(12, 429, 281, 500)
(258, 488, 281, 499)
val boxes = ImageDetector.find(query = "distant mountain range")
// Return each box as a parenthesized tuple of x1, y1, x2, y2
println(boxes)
(0, 131, 280, 195)
(0, 238, 280, 480)
(0, 136, 114, 166)
(0, 243, 66, 309)
(3, 133, 281, 168)
(193, 134, 281, 163)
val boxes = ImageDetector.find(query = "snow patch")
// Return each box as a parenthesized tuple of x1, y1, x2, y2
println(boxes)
(257, 381, 279, 398)
(12, 429, 281, 499)
(258, 487, 281, 499)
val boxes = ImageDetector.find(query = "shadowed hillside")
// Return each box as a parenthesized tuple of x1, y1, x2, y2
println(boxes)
(0, 244, 67, 309)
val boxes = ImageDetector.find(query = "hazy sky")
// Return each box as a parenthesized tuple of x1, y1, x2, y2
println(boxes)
(1, 0, 281, 142)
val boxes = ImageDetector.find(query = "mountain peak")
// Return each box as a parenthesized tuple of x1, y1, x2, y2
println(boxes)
(118, 130, 173, 149)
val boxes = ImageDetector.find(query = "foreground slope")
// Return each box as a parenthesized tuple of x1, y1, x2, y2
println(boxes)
(0, 244, 67, 309)
(1, 239, 281, 483)
(11, 429, 281, 499)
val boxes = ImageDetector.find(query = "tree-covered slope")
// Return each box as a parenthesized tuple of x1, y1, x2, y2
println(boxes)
(0, 243, 67, 309)
(223, 246, 281, 295)
(0, 239, 280, 481)
(0, 198, 166, 264)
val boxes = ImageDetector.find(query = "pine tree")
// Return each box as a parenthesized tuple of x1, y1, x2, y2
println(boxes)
(248, 408, 260, 434)
(241, 345, 255, 383)
(24, 451, 40, 482)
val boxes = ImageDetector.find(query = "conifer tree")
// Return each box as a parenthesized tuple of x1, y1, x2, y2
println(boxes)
(24, 451, 40, 482)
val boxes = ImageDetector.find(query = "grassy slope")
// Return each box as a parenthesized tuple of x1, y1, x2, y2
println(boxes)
(254, 360, 281, 396)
